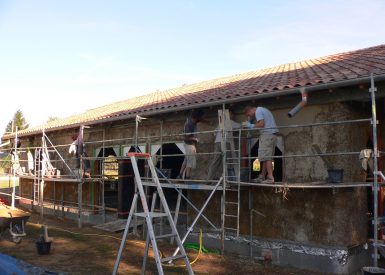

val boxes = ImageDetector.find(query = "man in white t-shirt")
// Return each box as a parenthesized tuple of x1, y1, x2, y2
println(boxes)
(244, 105, 278, 184)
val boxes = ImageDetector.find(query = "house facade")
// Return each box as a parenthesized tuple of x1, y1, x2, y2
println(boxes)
(4, 44, 385, 273)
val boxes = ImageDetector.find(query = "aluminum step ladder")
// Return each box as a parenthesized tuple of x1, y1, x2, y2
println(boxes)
(112, 153, 194, 275)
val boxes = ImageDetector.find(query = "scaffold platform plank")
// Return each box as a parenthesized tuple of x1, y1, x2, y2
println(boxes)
(19, 175, 103, 183)
(234, 181, 372, 189)
(19, 175, 81, 183)
(93, 218, 144, 233)
(142, 181, 224, 190)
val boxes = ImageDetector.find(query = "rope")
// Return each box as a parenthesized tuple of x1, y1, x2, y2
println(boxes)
(29, 222, 124, 241)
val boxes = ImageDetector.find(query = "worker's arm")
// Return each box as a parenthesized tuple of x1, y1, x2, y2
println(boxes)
(255, 119, 265, 128)
(69, 142, 77, 155)
(184, 133, 198, 142)
(231, 120, 241, 130)
(243, 119, 264, 129)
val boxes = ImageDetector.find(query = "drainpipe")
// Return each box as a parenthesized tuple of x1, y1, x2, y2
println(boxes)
(288, 88, 308, 118)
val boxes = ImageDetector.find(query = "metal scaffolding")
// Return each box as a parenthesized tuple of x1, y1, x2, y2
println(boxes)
(0, 73, 383, 266)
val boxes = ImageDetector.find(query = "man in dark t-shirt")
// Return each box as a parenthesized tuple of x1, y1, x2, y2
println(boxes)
(177, 109, 204, 179)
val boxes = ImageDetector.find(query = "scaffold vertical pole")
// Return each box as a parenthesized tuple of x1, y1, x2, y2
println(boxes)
(102, 129, 106, 223)
(101, 179, 105, 223)
(40, 133, 45, 220)
(78, 179, 83, 228)
(370, 72, 379, 267)
(221, 103, 226, 255)
(159, 121, 164, 236)
(11, 127, 18, 210)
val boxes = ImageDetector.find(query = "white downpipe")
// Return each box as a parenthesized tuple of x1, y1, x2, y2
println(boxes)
(288, 88, 308, 117)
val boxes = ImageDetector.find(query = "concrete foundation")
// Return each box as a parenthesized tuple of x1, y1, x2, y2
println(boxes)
(186, 233, 371, 274)
(17, 188, 372, 274)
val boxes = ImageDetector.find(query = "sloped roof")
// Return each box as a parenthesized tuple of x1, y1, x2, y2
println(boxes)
(10, 44, 385, 137)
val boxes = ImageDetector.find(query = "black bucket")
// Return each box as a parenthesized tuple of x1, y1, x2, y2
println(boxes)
(362, 266, 385, 275)
(36, 241, 51, 255)
(327, 169, 343, 183)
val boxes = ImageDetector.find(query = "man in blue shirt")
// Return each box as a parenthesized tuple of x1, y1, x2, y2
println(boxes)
(244, 105, 278, 184)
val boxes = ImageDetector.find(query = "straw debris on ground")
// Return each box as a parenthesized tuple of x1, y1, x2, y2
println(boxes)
(0, 211, 323, 274)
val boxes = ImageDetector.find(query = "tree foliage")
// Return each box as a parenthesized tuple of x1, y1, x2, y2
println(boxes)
(5, 110, 29, 133)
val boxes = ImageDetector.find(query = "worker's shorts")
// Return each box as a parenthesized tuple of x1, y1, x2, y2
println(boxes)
(184, 143, 197, 168)
(258, 134, 277, 161)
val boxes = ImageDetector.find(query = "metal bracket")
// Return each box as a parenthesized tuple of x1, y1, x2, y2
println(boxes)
(370, 120, 379, 125)
(371, 253, 380, 259)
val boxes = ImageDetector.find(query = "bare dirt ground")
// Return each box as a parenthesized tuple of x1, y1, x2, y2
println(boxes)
(0, 211, 324, 274)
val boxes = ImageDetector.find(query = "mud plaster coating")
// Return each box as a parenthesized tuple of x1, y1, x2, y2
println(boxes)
(189, 102, 369, 246)
(18, 101, 370, 247)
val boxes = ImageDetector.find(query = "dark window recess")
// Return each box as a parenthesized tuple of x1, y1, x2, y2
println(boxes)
(95, 147, 119, 210)
(94, 147, 118, 178)
(249, 141, 283, 182)
(154, 143, 186, 224)
(156, 143, 184, 179)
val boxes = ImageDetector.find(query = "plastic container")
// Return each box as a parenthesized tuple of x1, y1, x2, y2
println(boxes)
(36, 241, 51, 255)
(327, 169, 343, 183)
(362, 266, 385, 275)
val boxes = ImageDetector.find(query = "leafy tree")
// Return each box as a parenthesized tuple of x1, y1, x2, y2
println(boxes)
(5, 110, 29, 133)
(0, 154, 11, 174)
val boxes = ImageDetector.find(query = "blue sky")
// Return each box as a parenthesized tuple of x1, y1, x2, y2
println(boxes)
(1, 0, 385, 133)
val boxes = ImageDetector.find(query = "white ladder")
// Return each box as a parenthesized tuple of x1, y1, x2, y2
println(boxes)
(112, 153, 194, 275)
(33, 148, 41, 204)
(218, 109, 240, 182)
(218, 109, 240, 237)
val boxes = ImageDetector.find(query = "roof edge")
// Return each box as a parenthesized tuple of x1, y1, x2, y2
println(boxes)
(4, 73, 385, 139)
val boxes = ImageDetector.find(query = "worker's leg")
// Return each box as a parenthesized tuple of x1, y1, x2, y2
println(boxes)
(260, 161, 267, 178)
(265, 160, 274, 179)
(186, 145, 197, 179)
(258, 134, 277, 183)
(178, 158, 187, 178)
(83, 153, 91, 178)
(185, 167, 192, 178)
(178, 143, 189, 178)
(185, 144, 196, 179)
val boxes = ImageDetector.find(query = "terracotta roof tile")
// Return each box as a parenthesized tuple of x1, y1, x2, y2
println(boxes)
(11, 44, 385, 137)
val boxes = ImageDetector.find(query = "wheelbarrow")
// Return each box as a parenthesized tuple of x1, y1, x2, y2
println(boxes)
(0, 204, 30, 244)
